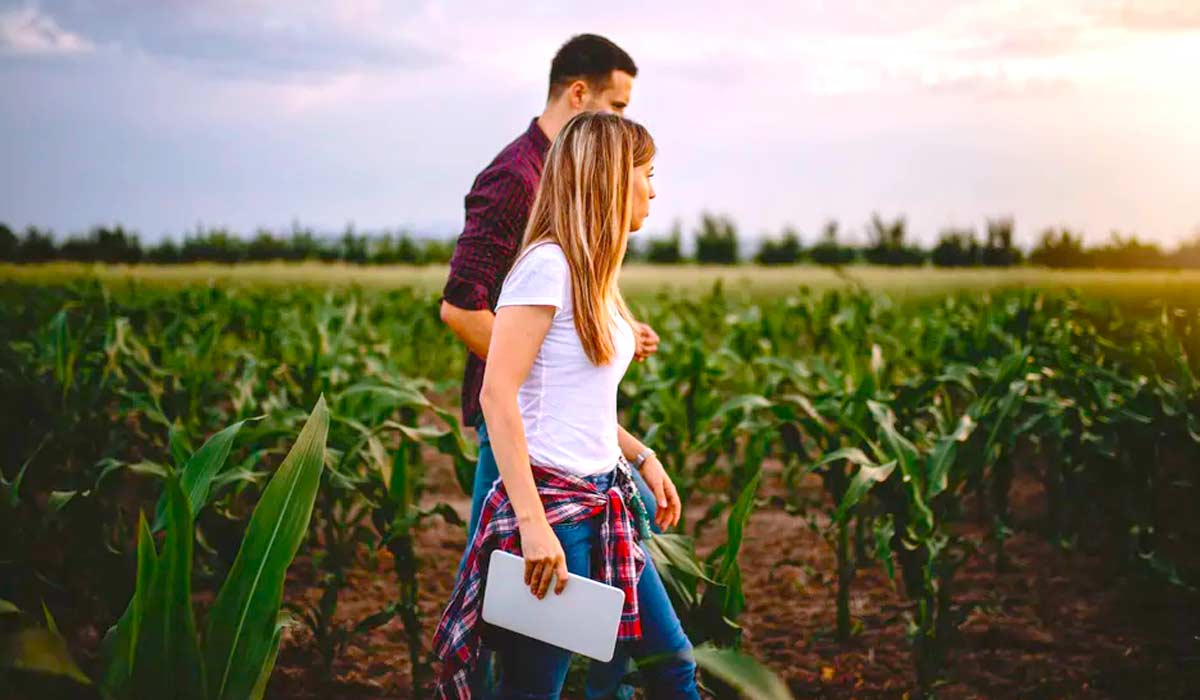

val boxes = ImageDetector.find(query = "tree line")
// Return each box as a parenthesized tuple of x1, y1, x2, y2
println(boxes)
(2, 215, 1199, 269)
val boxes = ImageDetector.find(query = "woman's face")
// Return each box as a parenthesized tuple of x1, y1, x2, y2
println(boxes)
(628, 160, 656, 233)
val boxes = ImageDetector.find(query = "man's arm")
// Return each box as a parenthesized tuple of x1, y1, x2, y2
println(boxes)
(440, 168, 533, 358)
(440, 303, 494, 359)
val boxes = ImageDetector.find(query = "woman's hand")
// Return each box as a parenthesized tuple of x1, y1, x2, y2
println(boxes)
(633, 321, 660, 362)
(638, 456, 681, 530)
(518, 517, 570, 599)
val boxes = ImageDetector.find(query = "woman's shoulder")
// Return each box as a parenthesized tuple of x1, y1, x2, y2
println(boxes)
(522, 240, 566, 264)
(514, 241, 568, 276)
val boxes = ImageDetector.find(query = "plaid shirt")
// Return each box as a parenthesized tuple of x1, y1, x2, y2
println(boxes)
(432, 458, 652, 699)
(441, 117, 552, 429)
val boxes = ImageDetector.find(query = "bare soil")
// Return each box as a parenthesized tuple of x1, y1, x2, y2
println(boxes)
(264, 453, 1200, 699)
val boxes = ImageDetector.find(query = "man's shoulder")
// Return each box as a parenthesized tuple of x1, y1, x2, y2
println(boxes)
(473, 126, 543, 190)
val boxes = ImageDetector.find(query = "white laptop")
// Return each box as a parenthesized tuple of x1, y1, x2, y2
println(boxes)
(481, 549, 625, 662)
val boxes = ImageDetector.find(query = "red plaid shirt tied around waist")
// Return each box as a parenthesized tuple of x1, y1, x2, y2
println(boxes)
(432, 457, 652, 699)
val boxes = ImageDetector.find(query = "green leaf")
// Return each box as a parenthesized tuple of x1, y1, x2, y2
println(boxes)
(247, 614, 291, 700)
(153, 418, 255, 532)
(100, 513, 156, 698)
(2, 435, 50, 508)
(833, 459, 897, 524)
(45, 490, 78, 516)
(873, 513, 896, 583)
(866, 401, 921, 483)
(813, 446, 876, 470)
(716, 471, 762, 585)
(168, 421, 194, 472)
(40, 601, 59, 636)
(646, 533, 713, 610)
(203, 394, 330, 700)
(1, 628, 92, 686)
(693, 644, 793, 700)
(132, 477, 205, 700)
(926, 413, 976, 498)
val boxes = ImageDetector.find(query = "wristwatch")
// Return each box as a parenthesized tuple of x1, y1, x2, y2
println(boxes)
(632, 447, 656, 470)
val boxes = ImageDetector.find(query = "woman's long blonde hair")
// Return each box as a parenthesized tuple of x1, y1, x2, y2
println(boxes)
(510, 111, 655, 366)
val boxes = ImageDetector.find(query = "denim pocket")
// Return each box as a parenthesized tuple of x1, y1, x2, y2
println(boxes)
(551, 517, 590, 534)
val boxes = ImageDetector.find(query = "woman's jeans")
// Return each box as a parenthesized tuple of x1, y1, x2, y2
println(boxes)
(491, 467, 700, 699)
(456, 419, 668, 699)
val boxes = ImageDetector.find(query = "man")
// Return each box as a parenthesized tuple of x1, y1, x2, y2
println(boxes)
(439, 33, 661, 699)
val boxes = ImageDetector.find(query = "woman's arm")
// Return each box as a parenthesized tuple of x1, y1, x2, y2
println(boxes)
(617, 424, 681, 529)
(479, 303, 569, 599)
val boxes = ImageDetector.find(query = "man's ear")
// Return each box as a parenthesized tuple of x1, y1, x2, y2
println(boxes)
(568, 79, 589, 109)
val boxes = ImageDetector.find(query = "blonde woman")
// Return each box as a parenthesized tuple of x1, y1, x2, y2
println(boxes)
(433, 112, 698, 699)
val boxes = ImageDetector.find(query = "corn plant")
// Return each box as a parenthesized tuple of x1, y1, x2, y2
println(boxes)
(100, 395, 329, 700)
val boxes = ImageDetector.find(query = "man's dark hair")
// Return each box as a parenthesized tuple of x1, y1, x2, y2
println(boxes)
(548, 34, 637, 98)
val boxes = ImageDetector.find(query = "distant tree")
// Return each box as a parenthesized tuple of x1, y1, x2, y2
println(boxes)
(931, 228, 980, 267)
(419, 238, 455, 265)
(60, 226, 140, 262)
(247, 229, 288, 261)
(19, 226, 56, 262)
(0, 223, 18, 261)
(1172, 234, 1200, 269)
(146, 237, 182, 263)
(809, 220, 856, 266)
(371, 232, 398, 264)
(287, 223, 323, 261)
(981, 217, 1021, 266)
(1089, 232, 1167, 269)
(181, 227, 247, 263)
(755, 226, 803, 265)
(393, 233, 421, 264)
(622, 234, 641, 263)
(337, 225, 369, 264)
(864, 213, 925, 266)
(1030, 229, 1089, 268)
(694, 212, 739, 264)
(645, 220, 683, 264)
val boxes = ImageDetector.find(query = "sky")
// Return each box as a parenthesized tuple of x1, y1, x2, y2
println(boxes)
(1, 0, 1198, 249)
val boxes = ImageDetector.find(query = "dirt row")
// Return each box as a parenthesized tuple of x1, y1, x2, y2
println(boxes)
(266, 455, 1199, 699)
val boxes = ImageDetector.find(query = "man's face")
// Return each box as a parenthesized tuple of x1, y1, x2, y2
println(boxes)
(580, 69, 633, 116)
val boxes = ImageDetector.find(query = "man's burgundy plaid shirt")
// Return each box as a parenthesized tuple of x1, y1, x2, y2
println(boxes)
(441, 117, 552, 429)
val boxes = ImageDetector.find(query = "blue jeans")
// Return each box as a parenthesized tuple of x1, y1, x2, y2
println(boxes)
(457, 419, 664, 699)
(491, 467, 699, 700)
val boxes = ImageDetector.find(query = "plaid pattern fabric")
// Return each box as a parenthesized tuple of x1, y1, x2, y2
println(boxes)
(432, 457, 650, 700)
(441, 117, 552, 429)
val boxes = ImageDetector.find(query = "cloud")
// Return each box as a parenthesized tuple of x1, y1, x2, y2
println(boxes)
(24, 0, 446, 81)
(1093, 0, 1200, 32)
(0, 3, 93, 56)
(128, 25, 444, 80)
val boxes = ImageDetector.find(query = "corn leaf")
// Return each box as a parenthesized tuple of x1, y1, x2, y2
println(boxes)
(132, 476, 205, 700)
(203, 394, 329, 700)
(693, 644, 793, 700)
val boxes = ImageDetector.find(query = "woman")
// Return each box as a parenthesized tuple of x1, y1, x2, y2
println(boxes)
(433, 112, 699, 699)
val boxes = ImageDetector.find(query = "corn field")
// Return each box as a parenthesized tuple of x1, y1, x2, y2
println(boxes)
(1, 273, 1198, 698)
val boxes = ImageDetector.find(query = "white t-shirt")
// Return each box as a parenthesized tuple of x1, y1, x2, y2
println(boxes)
(494, 241, 635, 476)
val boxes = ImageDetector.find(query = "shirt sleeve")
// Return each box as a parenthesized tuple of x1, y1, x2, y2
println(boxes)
(441, 168, 534, 311)
(495, 244, 567, 311)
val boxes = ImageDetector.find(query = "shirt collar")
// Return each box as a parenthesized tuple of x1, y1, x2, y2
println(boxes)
(526, 116, 551, 156)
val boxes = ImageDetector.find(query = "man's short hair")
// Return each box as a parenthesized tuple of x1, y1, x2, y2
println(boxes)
(548, 34, 637, 98)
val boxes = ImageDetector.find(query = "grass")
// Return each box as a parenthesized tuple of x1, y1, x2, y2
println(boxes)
(5, 261, 1200, 302)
